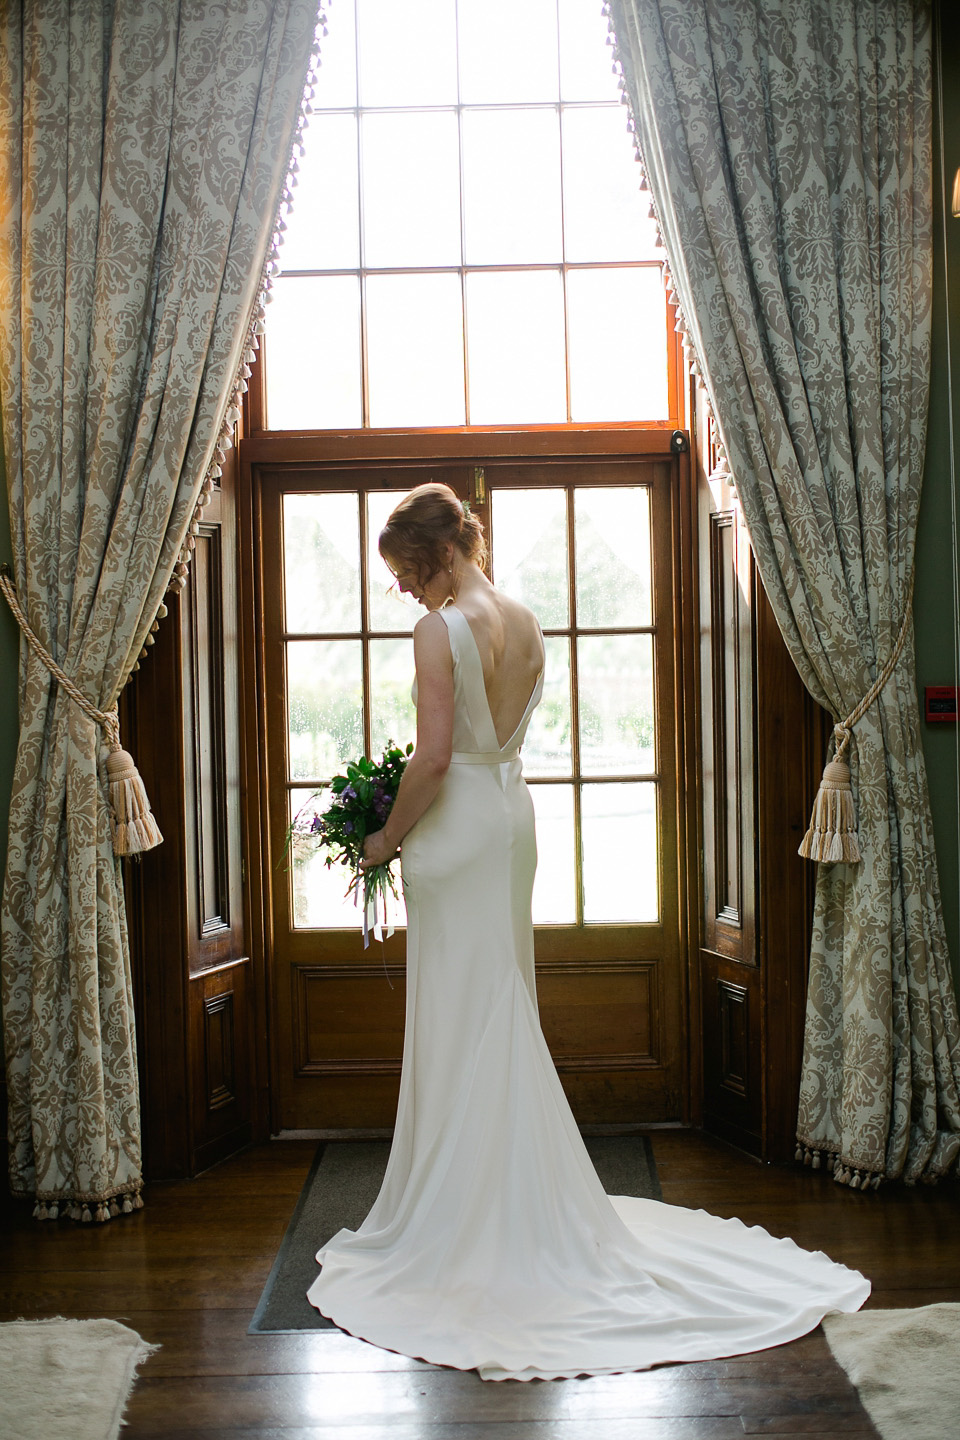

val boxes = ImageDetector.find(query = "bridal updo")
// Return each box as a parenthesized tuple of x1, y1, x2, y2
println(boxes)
(379, 482, 486, 584)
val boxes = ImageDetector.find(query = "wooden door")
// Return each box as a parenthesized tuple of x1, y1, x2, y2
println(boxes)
(255, 449, 687, 1132)
(695, 400, 827, 1160)
(125, 446, 257, 1180)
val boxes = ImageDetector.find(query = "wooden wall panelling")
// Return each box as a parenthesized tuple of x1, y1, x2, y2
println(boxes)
(697, 414, 763, 1154)
(754, 581, 830, 1162)
(181, 460, 254, 1172)
(693, 390, 828, 1162)
(122, 592, 191, 1182)
(125, 440, 257, 1180)
(236, 437, 274, 1144)
(675, 429, 703, 1131)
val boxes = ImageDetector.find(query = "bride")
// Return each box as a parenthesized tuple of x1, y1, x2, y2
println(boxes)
(306, 482, 869, 1382)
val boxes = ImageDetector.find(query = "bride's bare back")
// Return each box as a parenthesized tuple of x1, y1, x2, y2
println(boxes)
(452, 589, 543, 748)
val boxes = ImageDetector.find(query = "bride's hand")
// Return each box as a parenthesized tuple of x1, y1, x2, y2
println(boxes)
(361, 829, 397, 869)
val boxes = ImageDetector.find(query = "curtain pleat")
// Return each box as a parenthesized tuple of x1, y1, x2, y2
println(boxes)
(0, 0, 320, 1216)
(609, 0, 960, 1185)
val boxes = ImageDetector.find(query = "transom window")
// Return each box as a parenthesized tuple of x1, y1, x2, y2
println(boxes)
(263, 0, 669, 430)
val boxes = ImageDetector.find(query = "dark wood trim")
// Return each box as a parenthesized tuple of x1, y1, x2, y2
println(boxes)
(122, 592, 192, 1182)
(675, 430, 702, 1131)
(241, 426, 678, 467)
(236, 439, 276, 1144)
(755, 580, 831, 1162)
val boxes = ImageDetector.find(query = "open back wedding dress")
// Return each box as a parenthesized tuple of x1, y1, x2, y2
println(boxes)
(306, 603, 870, 1381)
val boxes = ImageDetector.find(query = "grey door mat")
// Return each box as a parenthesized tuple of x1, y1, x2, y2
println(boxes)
(250, 1134, 662, 1334)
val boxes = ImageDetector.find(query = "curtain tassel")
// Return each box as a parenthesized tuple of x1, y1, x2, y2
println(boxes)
(0, 563, 162, 858)
(106, 739, 163, 856)
(798, 592, 913, 866)
(798, 730, 861, 864)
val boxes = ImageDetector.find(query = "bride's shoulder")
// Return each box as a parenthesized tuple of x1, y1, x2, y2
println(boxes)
(497, 593, 542, 643)
(494, 591, 538, 626)
(413, 609, 453, 652)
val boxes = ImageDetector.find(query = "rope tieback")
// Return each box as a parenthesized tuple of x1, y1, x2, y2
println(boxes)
(0, 564, 162, 857)
(799, 589, 913, 866)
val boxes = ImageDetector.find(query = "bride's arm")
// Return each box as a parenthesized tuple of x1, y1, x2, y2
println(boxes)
(361, 612, 453, 867)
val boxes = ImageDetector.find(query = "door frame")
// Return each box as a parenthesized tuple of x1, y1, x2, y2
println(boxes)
(236, 423, 702, 1138)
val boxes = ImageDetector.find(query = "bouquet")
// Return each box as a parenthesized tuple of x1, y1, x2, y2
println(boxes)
(287, 742, 413, 947)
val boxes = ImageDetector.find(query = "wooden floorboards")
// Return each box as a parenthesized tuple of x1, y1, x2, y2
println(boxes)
(2, 1129, 958, 1439)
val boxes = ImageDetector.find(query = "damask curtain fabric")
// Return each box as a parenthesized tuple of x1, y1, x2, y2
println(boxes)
(609, 0, 960, 1185)
(0, 0, 319, 1216)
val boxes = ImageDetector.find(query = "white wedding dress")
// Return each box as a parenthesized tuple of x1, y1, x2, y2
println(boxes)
(306, 604, 870, 1381)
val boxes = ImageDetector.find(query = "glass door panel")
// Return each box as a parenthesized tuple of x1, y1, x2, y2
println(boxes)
(530, 784, 577, 925)
(581, 781, 659, 923)
(574, 486, 652, 627)
(491, 481, 657, 926)
(521, 635, 572, 777)
(366, 489, 417, 632)
(577, 634, 655, 776)
(289, 786, 361, 928)
(490, 487, 569, 627)
(286, 639, 364, 781)
(283, 492, 361, 632)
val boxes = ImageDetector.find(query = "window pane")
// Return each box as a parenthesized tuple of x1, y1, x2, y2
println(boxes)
(530, 784, 576, 924)
(361, 112, 461, 268)
(265, 276, 361, 429)
(366, 273, 465, 427)
(582, 782, 658, 922)
(458, 0, 559, 103)
(562, 108, 657, 262)
(287, 640, 363, 781)
(315, 0, 358, 109)
(522, 636, 572, 777)
(558, 0, 623, 102)
(280, 114, 359, 272)
(578, 634, 655, 776)
(462, 109, 562, 264)
(357, 0, 457, 106)
(567, 267, 669, 421)
(491, 487, 569, 629)
(283, 493, 360, 634)
(289, 787, 365, 929)
(369, 637, 417, 759)
(575, 486, 652, 628)
(466, 271, 566, 424)
(366, 490, 418, 632)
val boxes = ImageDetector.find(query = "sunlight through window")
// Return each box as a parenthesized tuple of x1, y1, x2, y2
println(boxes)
(265, 0, 668, 430)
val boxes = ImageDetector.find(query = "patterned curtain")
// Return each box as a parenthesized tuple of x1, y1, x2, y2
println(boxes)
(0, 0, 320, 1219)
(609, 0, 960, 1185)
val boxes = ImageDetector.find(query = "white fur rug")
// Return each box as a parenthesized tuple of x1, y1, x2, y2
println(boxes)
(823, 1304, 960, 1440)
(0, 1318, 158, 1440)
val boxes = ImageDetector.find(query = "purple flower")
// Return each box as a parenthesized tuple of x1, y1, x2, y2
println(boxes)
(310, 815, 323, 834)
(343, 821, 354, 834)
(342, 785, 357, 800)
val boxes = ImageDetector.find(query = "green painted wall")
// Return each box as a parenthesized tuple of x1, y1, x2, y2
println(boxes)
(915, 8, 960, 998)
(0, 423, 17, 880)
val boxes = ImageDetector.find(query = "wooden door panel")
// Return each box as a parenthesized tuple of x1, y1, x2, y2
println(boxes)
(697, 426, 763, 1151)
(257, 452, 687, 1132)
(695, 398, 828, 1161)
(126, 448, 256, 1179)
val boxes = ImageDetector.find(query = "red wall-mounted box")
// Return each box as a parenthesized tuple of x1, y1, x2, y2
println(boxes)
(925, 686, 958, 723)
